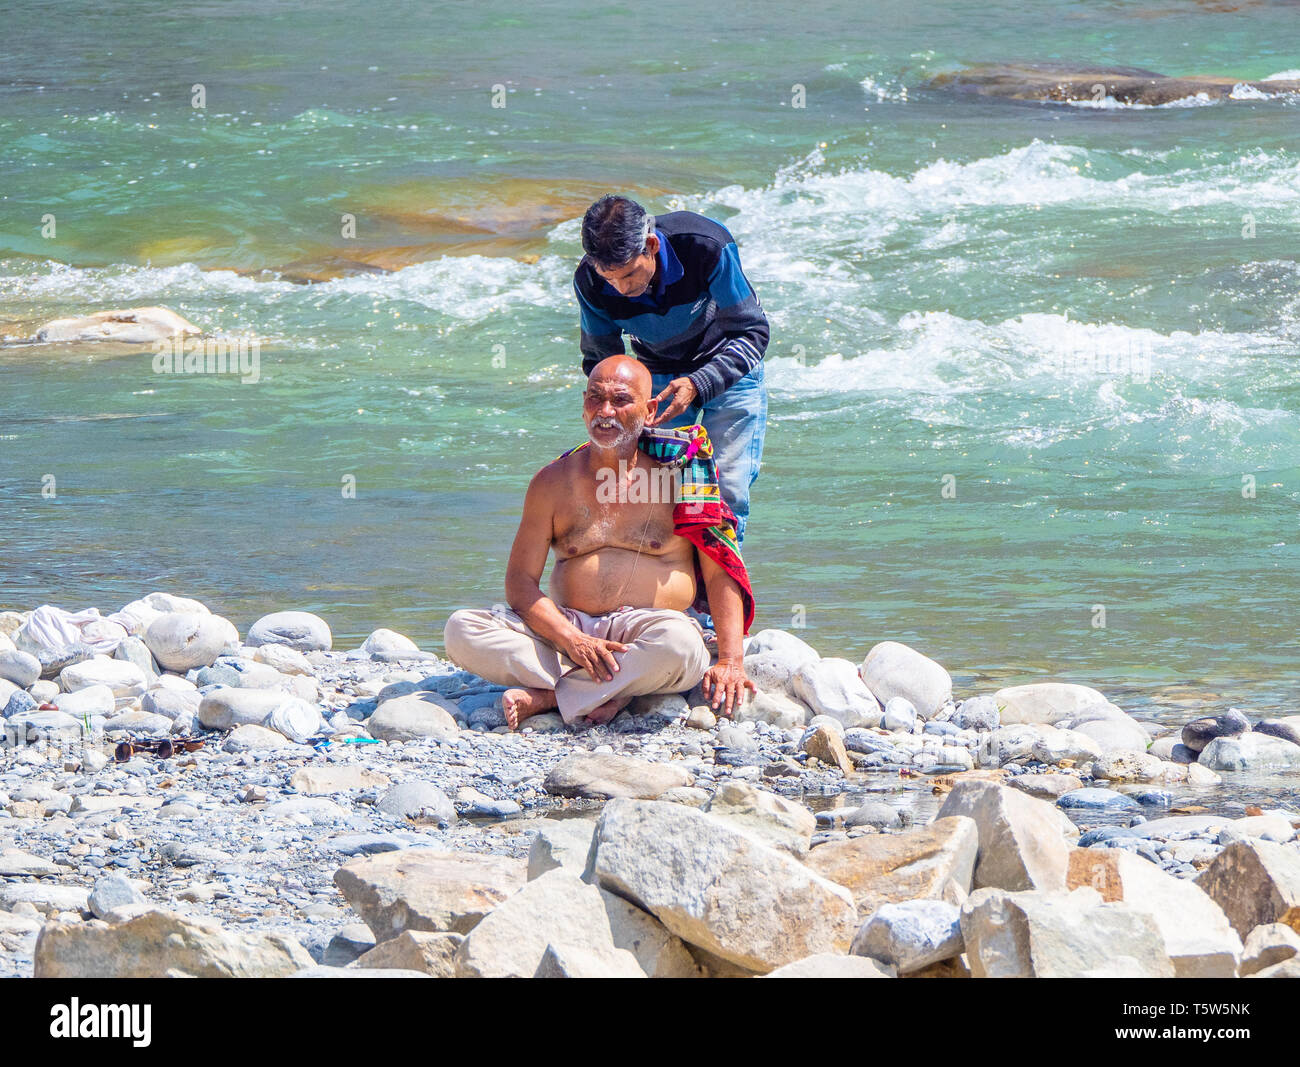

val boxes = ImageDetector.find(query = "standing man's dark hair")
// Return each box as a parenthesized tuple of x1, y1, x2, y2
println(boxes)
(581, 195, 654, 269)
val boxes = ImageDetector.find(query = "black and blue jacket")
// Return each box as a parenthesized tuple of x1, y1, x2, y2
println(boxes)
(574, 211, 769, 404)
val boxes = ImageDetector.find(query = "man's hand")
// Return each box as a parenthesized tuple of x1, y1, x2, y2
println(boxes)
(561, 631, 629, 683)
(648, 376, 698, 426)
(701, 658, 756, 719)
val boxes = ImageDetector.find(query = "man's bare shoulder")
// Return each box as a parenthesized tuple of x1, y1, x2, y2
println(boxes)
(527, 449, 583, 498)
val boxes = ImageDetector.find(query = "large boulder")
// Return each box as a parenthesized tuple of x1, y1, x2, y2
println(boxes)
(246, 610, 332, 652)
(543, 752, 693, 800)
(704, 781, 816, 857)
(859, 641, 952, 719)
(367, 693, 460, 742)
(586, 799, 858, 974)
(455, 869, 642, 978)
(1195, 840, 1300, 938)
(805, 816, 978, 915)
(333, 849, 525, 939)
(790, 658, 882, 729)
(144, 612, 234, 671)
(936, 780, 1076, 892)
(1067, 849, 1241, 977)
(991, 683, 1108, 726)
(961, 886, 1174, 977)
(34, 910, 311, 977)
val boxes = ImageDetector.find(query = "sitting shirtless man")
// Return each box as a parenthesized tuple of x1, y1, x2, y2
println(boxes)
(443, 355, 754, 729)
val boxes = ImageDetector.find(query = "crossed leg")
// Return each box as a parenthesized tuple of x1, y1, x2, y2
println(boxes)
(444, 606, 710, 729)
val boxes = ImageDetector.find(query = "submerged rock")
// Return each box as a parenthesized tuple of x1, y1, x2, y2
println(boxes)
(32, 306, 201, 345)
(926, 62, 1300, 107)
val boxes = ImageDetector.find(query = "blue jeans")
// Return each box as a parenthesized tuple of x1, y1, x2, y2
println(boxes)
(650, 363, 767, 550)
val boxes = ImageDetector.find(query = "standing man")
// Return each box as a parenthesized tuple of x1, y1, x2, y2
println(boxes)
(573, 195, 769, 549)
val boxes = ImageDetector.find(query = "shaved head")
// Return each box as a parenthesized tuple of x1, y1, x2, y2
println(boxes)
(582, 356, 657, 456)
(589, 355, 652, 401)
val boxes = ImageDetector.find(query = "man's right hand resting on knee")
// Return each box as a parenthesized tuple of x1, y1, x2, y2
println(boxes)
(443, 355, 755, 729)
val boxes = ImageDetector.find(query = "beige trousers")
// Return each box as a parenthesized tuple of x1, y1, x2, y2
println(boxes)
(443, 604, 711, 723)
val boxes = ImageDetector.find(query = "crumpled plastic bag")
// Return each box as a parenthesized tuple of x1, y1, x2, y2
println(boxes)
(14, 604, 134, 657)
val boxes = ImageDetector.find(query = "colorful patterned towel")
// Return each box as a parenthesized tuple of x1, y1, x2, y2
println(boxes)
(555, 424, 756, 633)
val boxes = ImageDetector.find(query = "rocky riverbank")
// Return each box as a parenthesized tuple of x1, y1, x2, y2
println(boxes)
(1, 592, 1298, 978)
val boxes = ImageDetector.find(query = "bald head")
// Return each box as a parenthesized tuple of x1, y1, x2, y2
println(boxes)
(583, 356, 656, 454)
(589, 355, 652, 401)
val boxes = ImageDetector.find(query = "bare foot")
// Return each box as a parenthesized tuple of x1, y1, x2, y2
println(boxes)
(584, 698, 626, 725)
(503, 687, 557, 730)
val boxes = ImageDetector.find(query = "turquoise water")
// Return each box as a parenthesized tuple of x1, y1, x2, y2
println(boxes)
(2, 1, 1298, 715)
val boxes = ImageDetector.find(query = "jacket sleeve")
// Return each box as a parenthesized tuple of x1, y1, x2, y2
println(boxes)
(575, 277, 625, 376)
(685, 241, 769, 404)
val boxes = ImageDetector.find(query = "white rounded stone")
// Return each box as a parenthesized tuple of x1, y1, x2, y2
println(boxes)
(860, 642, 952, 720)
(52, 685, 116, 718)
(360, 629, 420, 656)
(251, 643, 313, 676)
(0, 649, 41, 689)
(197, 688, 287, 730)
(60, 657, 147, 700)
(791, 658, 882, 729)
(247, 611, 332, 652)
(144, 613, 233, 671)
(266, 698, 327, 744)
